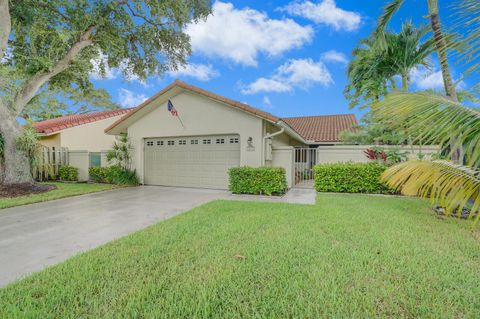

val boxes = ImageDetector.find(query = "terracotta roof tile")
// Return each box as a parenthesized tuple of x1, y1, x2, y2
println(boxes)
(282, 114, 358, 142)
(33, 108, 132, 134)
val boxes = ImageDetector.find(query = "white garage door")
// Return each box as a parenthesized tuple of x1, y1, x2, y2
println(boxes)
(144, 135, 240, 189)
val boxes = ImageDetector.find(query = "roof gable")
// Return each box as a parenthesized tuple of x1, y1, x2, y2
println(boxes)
(105, 80, 279, 134)
(32, 109, 132, 135)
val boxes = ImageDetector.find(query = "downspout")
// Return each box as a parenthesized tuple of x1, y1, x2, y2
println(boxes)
(263, 127, 284, 164)
(264, 127, 284, 140)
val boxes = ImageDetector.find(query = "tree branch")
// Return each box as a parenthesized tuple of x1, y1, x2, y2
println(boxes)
(0, 0, 11, 59)
(12, 25, 96, 116)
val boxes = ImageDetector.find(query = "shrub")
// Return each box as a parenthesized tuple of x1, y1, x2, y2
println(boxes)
(314, 162, 395, 194)
(229, 167, 287, 196)
(88, 166, 139, 185)
(58, 165, 79, 182)
(89, 167, 109, 183)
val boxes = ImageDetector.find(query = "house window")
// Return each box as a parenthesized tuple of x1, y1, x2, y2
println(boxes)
(229, 138, 239, 144)
(191, 139, 199, 145)
(202, 139, 211, 145)
(157, 141, 164, 146)
(89, 152, 101, 168)
(167, 140, 175, 146)
(179, 140, 187, 145)
(146, 141, 154, 146)
(216, 138, 225, 144)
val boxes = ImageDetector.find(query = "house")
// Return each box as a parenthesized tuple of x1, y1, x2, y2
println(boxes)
(105, 80, 358, 189)
(33, 108, 132, 167)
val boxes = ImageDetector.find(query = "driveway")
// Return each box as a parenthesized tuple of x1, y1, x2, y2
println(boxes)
(0, 186, 233, 287)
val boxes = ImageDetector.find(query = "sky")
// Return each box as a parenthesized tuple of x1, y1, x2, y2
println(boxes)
(90, 0, 475, 122)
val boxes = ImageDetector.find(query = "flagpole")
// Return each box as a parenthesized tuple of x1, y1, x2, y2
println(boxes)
(177, 115, 185, 129)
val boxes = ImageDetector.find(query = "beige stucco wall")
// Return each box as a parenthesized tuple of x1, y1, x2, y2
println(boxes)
(126, 91, 265, 183)
(39, 133, 61, 149)
(57, 115, 124, 152)
(68, 150, 89, 182)
(271, 146, 295, 188)
(316, 145, 439, 164)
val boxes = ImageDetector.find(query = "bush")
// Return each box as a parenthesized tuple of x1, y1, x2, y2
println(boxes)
(229, 167, 287, 196)
(58, 165, 79, 182)
(89, 167, 109, 183)
(314, 162, 395, 194)
(88, 166, 139, 185)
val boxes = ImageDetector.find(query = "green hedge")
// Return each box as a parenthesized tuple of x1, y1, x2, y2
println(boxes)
(228, 167, 287, 196)
(314, 162, 395, 194)
(88, 166, 139, 186)
(58, 165, 79, 182)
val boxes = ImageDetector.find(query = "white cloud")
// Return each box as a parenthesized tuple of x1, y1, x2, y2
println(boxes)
(117, 88, 148, 108)
(281, 0, 361, 32)
(90, 53, 117, 80)
(186, 2, 313, 66)
(321, 50, 348, 64)
(410, 66, 465, 91)
(168, 63, 219, 81)
(242, 58, 333, 94)
(263, 96, 272, 108)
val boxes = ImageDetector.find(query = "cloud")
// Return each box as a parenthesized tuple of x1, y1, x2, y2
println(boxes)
(263, 96, 272, 108)
(242, 58, 333, 94)
(186, 2, 313, 66)
(281, 0, 361, 32)
(168, 63, 219, 81)
(117, 88, 148, 108)
(321, 50, 348, 64)
(410, 66, 465, 91)
(90, 53, 117, 80)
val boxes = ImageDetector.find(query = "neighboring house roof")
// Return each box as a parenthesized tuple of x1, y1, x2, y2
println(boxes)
(33, 108, 132, 135)
(282, 114, 358, 143)
(105, 80, 279, 134)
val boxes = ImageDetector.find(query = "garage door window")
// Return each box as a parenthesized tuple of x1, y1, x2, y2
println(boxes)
(167, 140, 175, 145)
(216, 138, 225, 144)
(230, 138, 239, 144)
(157, 141, 164, 146)
(202, 139, 211, 144)
(191, 139, 198, 145)
(146, 141, 154, 146)
(179, 140, 187, 145)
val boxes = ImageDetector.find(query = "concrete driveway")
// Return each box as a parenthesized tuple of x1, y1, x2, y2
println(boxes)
(0, 186, 232, 287)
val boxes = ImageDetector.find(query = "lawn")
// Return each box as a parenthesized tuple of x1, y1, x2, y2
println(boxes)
(1, 194, 479, 317)
(0, 182, 118, 209)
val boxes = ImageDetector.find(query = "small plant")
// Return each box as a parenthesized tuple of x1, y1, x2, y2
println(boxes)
(364, 147, 409, 165)
(385, 148, 409, 163)
(88, 166, 139, 185)
(89, 167, 109, 183)
(107, 134, 133, 170)
(58, 165, 79, 182)
(16, 127, 41, 172)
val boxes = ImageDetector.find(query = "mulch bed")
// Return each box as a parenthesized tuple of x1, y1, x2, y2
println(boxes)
(0, 183, 57, 198)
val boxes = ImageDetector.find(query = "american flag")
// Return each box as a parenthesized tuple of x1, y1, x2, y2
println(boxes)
(167, 99, 178, 116)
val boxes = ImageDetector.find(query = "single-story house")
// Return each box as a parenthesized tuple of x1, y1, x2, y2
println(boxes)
(105, 80, 358, 189)
(33, 108, 131, 167)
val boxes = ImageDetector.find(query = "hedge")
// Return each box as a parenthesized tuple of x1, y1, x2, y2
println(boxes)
(313, 162, 395, 194)
(58, 165, 79, 182)
(228, 167, 287, 196)
(88, 166, 139, 186)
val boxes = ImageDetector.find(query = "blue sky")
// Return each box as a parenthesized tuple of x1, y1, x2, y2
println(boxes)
(91, 0, 474, 121)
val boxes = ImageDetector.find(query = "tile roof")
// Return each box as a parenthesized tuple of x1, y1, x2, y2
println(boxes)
(282, 114, 358, 142)
(33, 108, 132, 134)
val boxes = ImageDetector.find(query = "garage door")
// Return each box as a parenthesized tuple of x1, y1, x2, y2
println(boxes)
(144, 135, 240, 189)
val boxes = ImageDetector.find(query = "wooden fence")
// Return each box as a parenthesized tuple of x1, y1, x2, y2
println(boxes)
(34, 147, 69, 181)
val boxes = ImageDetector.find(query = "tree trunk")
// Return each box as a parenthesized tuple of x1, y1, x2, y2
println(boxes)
(401, 72, 409, 92)
(428, 1, 458, 102)
(0, 107, 33, 185)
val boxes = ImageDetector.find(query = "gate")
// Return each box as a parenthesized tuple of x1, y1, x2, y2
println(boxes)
(294, 148, 317, 188)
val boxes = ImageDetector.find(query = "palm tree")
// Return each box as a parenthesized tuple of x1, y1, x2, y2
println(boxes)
(376, 0, 458, 101)
(345, 22, 433, 108)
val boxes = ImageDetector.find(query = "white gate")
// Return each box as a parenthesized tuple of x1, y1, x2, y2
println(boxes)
(294, 148, 317, 187)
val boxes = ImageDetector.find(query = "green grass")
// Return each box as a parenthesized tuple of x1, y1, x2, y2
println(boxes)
(1, 194, 479, 317)
(0, 182, 118, 209)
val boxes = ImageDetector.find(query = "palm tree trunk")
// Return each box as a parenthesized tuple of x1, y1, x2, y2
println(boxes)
(401, 72, 409, 92)
(428, 0, 458, 102)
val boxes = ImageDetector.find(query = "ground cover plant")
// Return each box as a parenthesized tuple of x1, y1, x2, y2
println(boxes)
(0, 182, 117, 209)
(1, 194, 479, 317)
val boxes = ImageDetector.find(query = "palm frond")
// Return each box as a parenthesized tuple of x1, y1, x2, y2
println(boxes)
(375, 0, 405, 48)
(453, 0, 480, 76)
(382, 160, 480, 225)
(373, 92, 480, 167)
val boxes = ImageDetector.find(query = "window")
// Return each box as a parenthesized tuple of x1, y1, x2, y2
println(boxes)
(202, 139, 211, 145)
(89, 152, 101, 168)
(157, 141, 164, 146)
(191, 139, 199, 145)
(179, 140, 187, 145)
(229, 138, 239, 144)
(167, 140, 175, 146)
(146, 141, 154, 146)
(216, 138, 225, 144)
